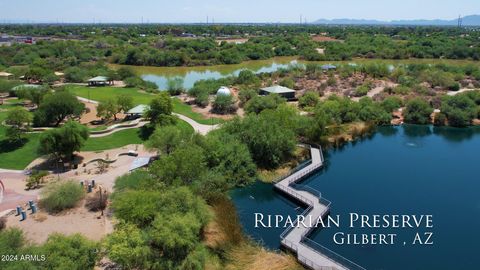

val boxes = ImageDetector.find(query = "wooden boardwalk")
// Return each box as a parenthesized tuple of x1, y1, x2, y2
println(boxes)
(274, 146, 365, 270)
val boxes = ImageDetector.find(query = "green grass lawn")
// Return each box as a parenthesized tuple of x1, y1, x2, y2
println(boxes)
(68, 85, 223, 125)
(171, 98, 223, 125)
(82, 128, 143, 152)
(89, 125, 108, 132)
(0, 99, 41, 170)
(0, 134, 41, 170)
(82, 119, 194, 152)
(0, 96, 195, 168)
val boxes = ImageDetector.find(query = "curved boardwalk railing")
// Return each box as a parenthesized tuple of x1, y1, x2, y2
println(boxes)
(89, 119, 143, 135)
(273, 145, 366, 270)
(84, 152, 136, 165)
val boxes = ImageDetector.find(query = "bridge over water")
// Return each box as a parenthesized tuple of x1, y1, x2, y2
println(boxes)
(273, 146, 365, 270)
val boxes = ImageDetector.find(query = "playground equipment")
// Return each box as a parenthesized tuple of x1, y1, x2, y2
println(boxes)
(87, 184, 93, 193)
(28, 200, 34, 210)
(20, 210, 26, 221)
(0, 180, 4, 204)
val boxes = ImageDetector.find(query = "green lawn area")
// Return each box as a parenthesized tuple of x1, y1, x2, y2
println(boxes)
(89, 125, 108, 132)
(0, 134, 41, 170)
(82, 128, 143, 152)
(68, 85, 223, 125)
(0, 97, 195, 169)
(82, 119, 194, 152)
(171, 98, 224, 125)
(0, 99, 41, 170)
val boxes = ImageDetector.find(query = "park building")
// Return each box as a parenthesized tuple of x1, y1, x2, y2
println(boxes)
(126, 104, 150, 118)
(216, 86, 232, 96)
(88, 76, 114, 86)
(259, 85, 296, 100)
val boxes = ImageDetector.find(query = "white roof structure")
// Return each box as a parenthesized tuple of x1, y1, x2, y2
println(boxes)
(0, 72, 13, 77)
(129, 157, 151, 171)
(11, 84, 43, 91)
(216, 86, 231, 96)
(321, 64, 337, 70)
(127, 104, 150, 115)
(260, 85, 295, 94)
(88, 76, 109, 82)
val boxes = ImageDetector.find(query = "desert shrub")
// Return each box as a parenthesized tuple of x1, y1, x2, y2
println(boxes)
(0, 217, 6, 231)
(299, 91, 320, 108)
(404, 98, 433, 125)
(40, 180, 85, 213)
(326, 76, 337, 86)
(238, 88, 257, 106)
(0, 80, 22, 94)
(166, 77, 185, 95)
(0, 228, 25, 255)
(212, 94, 236, 114)
(448, 83, 460, 91)
(85, 191, 109, 212)
(194, 91, 209, 107)
(441, 94, 477, 127)
(40, 233, 99, 270)
(434, 113, 447, 126)
(279, 77, 295, 89)
(381, 96, 403, 112)
(354, 85, 369, 97)
(393, 85, 411, 95)
(114, 170, 161, 192)
(25, 170, 48, 190)
(236, 70, 259, 85)
(244, 94, 286, 114)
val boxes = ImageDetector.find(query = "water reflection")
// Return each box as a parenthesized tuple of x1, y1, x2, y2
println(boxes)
(232, 125, 480, 269)
(433, 125, 480, 143)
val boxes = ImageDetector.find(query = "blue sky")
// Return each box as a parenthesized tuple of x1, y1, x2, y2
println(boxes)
(0, 0, 479, 23)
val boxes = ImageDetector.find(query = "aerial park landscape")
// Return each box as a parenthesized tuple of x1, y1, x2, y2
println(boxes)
(0, 1, 480, 269)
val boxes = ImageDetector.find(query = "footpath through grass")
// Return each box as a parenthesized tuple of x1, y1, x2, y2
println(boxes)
(0, 96, 194, 168)
(68, 85, 223, 125)
(82, 119, 194, 152)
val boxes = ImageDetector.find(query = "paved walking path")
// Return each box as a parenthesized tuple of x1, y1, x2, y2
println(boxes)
(173, 113, 219, 135)
(89, 120, 149, 138)
(77, 96, 219, 136)
(274, 146, 364, 270)
(447, 88, 478, 96)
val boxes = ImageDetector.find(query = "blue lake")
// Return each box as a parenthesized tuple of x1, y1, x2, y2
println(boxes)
(231, 125, 480, 270)
(136, 57, 298, 90)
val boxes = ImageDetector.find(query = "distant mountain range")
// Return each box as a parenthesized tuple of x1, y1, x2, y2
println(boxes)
(312, 15, 480, 26)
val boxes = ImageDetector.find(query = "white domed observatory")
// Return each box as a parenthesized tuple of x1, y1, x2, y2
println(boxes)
(216, 86, 232, 96)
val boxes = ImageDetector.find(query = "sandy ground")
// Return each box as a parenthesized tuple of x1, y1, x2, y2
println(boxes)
(0, 172, 40, 212)
(311, 35, 343, 42)
(80, 101, 99, 124)
(191, 104, 236, 120)
(351, 81, 397, 102)
(26, 144, 155, 191)
(6, 200, 112, 244)
(1, 144, 155, 244)
(79, 99, 127, 127)
(179, 93, 237, 120)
